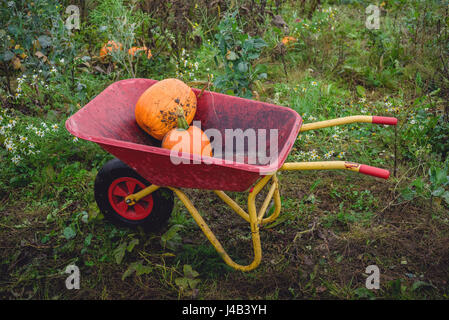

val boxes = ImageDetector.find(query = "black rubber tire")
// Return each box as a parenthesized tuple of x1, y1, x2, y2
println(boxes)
(94, 158, 174, 232)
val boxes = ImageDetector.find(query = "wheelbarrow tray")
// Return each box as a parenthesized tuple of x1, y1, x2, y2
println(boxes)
(66, 78, 302, 192)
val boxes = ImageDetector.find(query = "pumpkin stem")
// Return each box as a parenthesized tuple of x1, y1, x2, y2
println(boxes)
(176, 106, 189, 130)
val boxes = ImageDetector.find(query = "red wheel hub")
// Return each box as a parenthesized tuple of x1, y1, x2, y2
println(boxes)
(108, 177, 154, 220)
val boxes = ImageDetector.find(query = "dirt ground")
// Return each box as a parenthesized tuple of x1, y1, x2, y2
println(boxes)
(2, 168, 447, 300)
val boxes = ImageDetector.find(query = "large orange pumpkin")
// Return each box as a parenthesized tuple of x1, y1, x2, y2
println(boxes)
(161, 107, 212, 157)
(135, 79, 197, 140)
(99, 40, 123, 59)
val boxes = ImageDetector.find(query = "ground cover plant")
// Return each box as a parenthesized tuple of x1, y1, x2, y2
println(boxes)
(1, 0, 448, 300)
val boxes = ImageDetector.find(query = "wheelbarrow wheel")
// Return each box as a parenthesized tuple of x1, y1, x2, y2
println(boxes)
(94, 158, 174, 232)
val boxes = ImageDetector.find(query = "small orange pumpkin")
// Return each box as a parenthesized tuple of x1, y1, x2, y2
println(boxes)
(99, 40, 123, 59)
(135, 78, 197, 140)
(162, 107, 212, 157)
(281, 36, 297, 47)
(128, 46, 152, 59)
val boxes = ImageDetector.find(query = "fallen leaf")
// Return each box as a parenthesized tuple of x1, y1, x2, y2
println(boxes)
(11, 57, 21, 70)
(35, 51, 48, 62)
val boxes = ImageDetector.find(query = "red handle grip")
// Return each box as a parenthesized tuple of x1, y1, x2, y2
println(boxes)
(359, 165, 390, 179)
(372, 116, 397, 125)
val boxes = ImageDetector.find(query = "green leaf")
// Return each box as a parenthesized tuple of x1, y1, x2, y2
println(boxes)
(442, 191, 449, 205)
(63, 226, 76, 240)
(127, 238, 139, 252)
(3, 51, 14, 62)
(161, 224, 183, 250)
(356, 85, 366, 97)
(80, 211, 89, 223)
(354, 287, 375, 299)
(183, 264, 199, 279)
(431, 187, 445, 197)
(254, 64, 267, 74)
(114, 243, 127, 264)
(247, 52, 260, 60)
(411, 177, 424, 191)
(41, 234, 50, 244)
(135, 263, 153, 276)
(430, 166, 448, 186)
(237, 61, 248, 73)
(122, 261, 153, 280)
(252, 38, 267, 49)
(175, 277, 190, 290)
(122, 263, 136, 280)
(187, 278, 201, 289)
(38, 35, 52, 48)
(84, 233, 93, 247)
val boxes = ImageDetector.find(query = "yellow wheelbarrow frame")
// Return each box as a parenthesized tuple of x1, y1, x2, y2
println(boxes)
(124, 115, 396, 271)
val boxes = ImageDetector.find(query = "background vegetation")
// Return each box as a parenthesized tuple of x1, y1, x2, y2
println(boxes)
(1, 0, 448, 299)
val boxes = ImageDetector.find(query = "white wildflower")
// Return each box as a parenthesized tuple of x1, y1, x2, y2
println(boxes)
(11, 155, 21, 164)
(35, 129, 45, 137)
(324, 151, 334, 159)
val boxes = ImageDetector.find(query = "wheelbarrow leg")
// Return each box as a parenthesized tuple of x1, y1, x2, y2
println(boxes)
(169, 186, 263, 272)
(213, 175, 282, 226)
(124, 175, 282, 271)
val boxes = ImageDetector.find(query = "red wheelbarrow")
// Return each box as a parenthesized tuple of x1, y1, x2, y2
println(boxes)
(66, 78, 397, 271)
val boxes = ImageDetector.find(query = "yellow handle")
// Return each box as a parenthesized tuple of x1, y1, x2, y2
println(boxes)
(300, 115, 373, 132)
